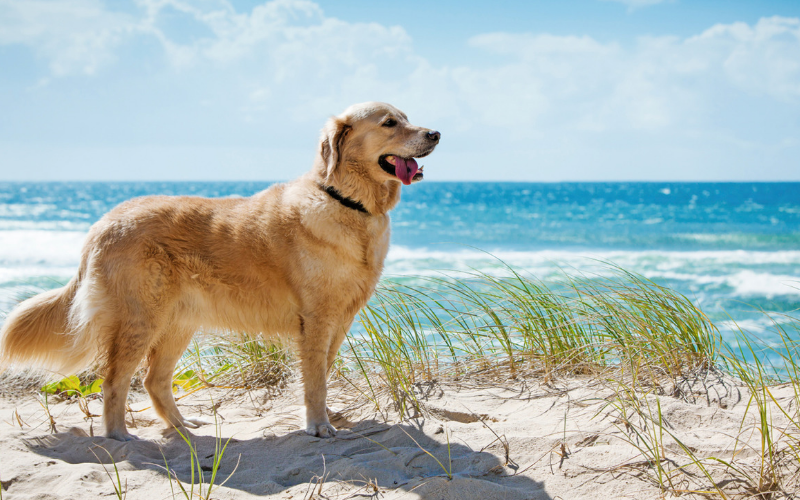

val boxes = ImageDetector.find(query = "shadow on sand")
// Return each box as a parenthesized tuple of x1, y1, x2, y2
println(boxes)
(27, 415, 552, 499)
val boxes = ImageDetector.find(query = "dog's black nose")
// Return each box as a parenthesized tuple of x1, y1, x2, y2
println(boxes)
(426, 131, 441, 142)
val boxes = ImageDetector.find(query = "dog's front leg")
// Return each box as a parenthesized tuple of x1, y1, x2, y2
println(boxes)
(299, 315, 337, 438)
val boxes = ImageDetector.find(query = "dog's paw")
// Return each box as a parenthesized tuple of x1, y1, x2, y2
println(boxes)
(105, 430, 140, 442)
(306, 423, 337, 438)
(182, 417, 210, 429)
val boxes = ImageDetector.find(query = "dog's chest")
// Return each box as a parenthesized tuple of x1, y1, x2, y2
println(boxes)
(361, 215, 391, 269)
(325, 217, 390, 283)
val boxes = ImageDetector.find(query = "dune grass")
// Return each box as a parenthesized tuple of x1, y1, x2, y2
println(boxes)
(339, 264, 800, 498)
(173, 333, 293, 393)
(345, 264, 720, 419)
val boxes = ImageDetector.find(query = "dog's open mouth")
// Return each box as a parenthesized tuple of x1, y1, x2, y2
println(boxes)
(379, 155, 425, 185)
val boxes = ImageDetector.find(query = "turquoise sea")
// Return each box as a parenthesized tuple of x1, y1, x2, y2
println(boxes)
(1, 181, 799, 356)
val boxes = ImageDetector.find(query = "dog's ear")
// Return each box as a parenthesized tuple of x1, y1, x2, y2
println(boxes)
(320, 117, 351, 183)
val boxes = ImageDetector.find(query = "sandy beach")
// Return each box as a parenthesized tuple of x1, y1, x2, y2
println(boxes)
(1, 366, 793, 500)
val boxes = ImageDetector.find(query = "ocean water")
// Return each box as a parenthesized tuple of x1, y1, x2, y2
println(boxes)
(1, 181, 799, 357)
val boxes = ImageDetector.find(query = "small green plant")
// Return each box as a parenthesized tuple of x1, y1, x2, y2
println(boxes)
(172, 369, 204, 393)
(41, 375, 103, 398)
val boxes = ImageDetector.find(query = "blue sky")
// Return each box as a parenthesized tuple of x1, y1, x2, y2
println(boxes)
(1, 0, 799, 181)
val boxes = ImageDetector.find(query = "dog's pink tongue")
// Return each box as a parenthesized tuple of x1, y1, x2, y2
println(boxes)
(395, 157, 418, 185)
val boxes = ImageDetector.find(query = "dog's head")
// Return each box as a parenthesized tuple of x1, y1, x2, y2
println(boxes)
(317, 102, 440, 187)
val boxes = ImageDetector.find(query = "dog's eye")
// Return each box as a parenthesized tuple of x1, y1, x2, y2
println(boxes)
(383, 118, 397, 128)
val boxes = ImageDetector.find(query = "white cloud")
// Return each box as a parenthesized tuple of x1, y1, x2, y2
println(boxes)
(692, 16, 800, 100)
(458, 17, 800, 135)
(4, 1, 798, 116)
(1, 1, 799, 180)
(0, 0, 142, 75)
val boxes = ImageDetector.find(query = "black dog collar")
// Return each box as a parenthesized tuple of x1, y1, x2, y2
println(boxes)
(319, 184, 370, 215)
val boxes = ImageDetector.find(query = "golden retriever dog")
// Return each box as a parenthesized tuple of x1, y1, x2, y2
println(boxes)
(0, 102, 440, 441)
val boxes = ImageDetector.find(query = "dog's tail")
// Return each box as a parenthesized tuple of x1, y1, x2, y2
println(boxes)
(0, 277, 94, 374)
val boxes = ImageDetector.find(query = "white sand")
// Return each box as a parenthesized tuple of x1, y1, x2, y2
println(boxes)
(0, 372, 794, 499)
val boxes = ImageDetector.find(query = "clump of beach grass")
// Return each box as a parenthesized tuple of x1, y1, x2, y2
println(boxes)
(172, 333, 293, 395)
(344, 263, 719, 418)
(338, 263, 800, 498)
(711, 314, 800, 497)
(598, 314, 800, 498)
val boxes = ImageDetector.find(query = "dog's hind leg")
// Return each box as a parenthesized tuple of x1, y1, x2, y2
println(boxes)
(144, 327, 207, 430)
(101, 319, 156, 441)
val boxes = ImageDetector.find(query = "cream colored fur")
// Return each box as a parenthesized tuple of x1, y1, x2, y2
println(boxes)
(0, 102, 439, 441)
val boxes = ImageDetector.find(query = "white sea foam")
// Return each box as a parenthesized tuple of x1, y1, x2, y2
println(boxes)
(727, 271, 800, 298)
(0, 230, 86, 267)
(385, 247, 800, 297)
(385, 246, 800, 271)
(717, 317, 793, 336)
(0, 266, 77, 283)
(387, 246, 800, 265)
(0, 203, 57, 218)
